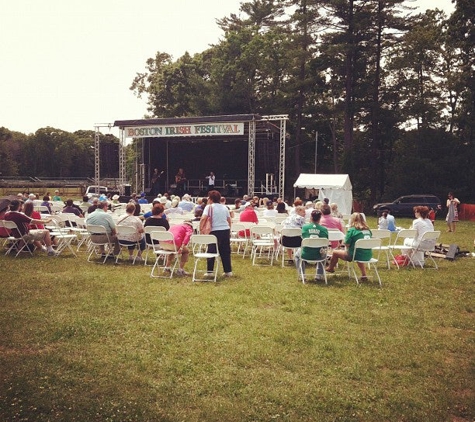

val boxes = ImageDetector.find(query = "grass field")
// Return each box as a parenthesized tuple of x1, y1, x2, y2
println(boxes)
(0, 217, 474, 422)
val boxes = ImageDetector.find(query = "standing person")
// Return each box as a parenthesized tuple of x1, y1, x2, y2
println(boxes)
(325, 213, 372, 281)
(150, 168, 163, 196)
(175, 168, 187, 196)
(200, 190, 233, 277)
(205, 171, 215, 191)
(295, 210, 329, 281)
(446, 192, 460, 232)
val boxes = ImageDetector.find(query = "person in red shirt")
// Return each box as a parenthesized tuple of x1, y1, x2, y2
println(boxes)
(239, 202, 259, 236)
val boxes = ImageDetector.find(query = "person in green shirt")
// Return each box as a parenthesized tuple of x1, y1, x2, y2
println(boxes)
(295, 210, 329, 281)
(325, 212, 372, 280)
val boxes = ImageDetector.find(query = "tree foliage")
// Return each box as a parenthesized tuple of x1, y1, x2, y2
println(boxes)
(2, 0, 474, 204)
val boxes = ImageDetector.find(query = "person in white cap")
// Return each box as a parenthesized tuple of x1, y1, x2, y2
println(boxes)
(178, 194, 194, 212)
(52, 190, 62, 201)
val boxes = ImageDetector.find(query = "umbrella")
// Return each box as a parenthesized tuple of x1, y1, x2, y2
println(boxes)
(0, 195, 19, 213)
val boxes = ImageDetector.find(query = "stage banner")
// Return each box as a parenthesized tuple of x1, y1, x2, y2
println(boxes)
(125, 122, 245, 138)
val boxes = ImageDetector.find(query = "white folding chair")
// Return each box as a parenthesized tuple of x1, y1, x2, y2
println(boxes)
(115, 225, 141, 264)
(230, 223, 251, 257)
(297, 238, 329, 284)
(279, 227, 302, 267)
(150, 231, 180, 278)
(86, 224, 115, 263)
(190, 234, 220, 282)
(3, 220, 35, 257)
(143, 226, 167, 266)
(389, 229, 417, 269)
(370, 229, 392, 269)
(411, 230, 441, 269)
(349, 238, 382, 287)
(250, 225, 275, 266)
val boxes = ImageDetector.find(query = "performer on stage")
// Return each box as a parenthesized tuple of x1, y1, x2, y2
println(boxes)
(150, 168, 163, 196)
(205, 171, 215, 191)
(175, 168, 187, 196)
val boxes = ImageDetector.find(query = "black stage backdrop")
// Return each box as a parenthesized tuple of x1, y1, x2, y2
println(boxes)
(143, 136, 279, 196)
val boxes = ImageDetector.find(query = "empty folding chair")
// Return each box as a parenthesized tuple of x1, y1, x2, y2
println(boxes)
(250, 225, 275, 266)
(190, 234, 220, 282)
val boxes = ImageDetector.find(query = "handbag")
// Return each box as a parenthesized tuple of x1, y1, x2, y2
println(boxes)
(199, 205, 213, 234)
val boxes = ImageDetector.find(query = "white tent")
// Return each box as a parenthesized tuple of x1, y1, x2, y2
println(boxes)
(293, 173, 353, 215)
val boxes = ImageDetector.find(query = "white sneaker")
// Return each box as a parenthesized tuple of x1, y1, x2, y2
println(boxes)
(223, 272, 233, 277)
(134, 256, 144, 262)
(176, 269, 190, 276)
(203, 272, 215, 278)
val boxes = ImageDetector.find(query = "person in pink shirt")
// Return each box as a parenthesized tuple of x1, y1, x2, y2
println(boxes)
(320, 204, 344, 249)
(164, 221, 194, 276)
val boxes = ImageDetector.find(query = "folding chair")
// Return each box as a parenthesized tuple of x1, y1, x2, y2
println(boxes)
(297, 238, 329, 284)
(3, 220, 35, 257)
(115, 225, 141, 264)
(389, 229, 417, 269)
(150, 231, 180, 278)
(230, 223, 250, 257)
(250, 225, 275, 266)
(411, 230, 441, 269)
(190, 234, 220, 282)
(86, 224, 115, 263)
(370, 229, 392, 269)
(349, 238, 382, 287)
(143, 226, 166, 266)
(279, 227, 302, 267)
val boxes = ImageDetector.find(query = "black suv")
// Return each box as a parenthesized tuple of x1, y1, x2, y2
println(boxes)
(373, 195, 442, 217)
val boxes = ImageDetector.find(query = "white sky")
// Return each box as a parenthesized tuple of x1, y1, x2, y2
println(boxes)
(1, 0, 455, 136)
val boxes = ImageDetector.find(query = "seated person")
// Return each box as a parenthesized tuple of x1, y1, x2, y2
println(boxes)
(40, 196, 52, 214)
(162, 221, 194, 276)
(86, 200, 121, 256)
(63, 199, 84, 217)
(4, 199, 56, 255)
(378, 211, 396, 232)
(116, 203, 146, 261)
(325, 212, 372, 281)
(263, 200, 278, 218)
(295, 210, 329, 281)
(320, 204, 344, 249)
(239, 202, 258, 236)
(143, 204, 170, 244)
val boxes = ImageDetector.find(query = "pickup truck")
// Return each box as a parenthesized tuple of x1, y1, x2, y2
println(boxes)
(85, 185, 109, 199)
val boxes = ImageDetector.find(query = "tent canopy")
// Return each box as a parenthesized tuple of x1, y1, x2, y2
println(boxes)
(293, 173, 353, 215)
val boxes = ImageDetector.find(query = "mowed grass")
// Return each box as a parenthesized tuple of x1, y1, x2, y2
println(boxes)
(0, 217, 474, 422)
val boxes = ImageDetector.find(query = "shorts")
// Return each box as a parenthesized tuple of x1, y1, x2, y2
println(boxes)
(23, 230, 48, 242)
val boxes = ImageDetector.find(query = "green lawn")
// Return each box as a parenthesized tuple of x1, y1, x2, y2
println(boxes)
(0, 218, 474, 422)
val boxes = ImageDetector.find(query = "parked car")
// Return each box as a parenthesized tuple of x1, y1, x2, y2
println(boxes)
(85, 185, 109, 199)
(372, 195, 442, 217)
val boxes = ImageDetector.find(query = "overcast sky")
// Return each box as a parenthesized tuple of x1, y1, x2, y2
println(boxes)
(1, 0, 455, 136)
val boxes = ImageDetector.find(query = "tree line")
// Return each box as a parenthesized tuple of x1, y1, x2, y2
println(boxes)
(1, 0, 473, 206)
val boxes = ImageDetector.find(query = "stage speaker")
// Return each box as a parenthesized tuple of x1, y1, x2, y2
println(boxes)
(445, 244, 459, 261)
(124, 184, 131, 196)
(144, 188, 152, 195)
